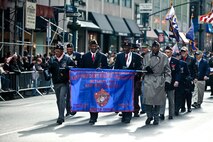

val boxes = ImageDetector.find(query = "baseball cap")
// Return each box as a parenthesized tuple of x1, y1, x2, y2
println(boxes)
(195, 50, 203, 55)
(181, 46, 188, 52)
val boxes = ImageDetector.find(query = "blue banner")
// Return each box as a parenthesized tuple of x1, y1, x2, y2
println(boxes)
(70, 68, 135, 112)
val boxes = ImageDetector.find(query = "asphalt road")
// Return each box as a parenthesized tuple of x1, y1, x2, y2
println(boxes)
(0, 90, 213, 142)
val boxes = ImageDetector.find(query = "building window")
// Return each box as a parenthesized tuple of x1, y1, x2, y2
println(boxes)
(105, 0, 119, 5)
(122, 0, 132, 8)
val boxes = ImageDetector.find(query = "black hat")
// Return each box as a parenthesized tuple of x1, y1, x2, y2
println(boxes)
(122, 41, 132, 47)
(67, 43, 74, 48)
(55, 44, 64, 50)
(89, 39, 98, 45)
(132, 43, 140, 49)
(165, 46, 173, 51)
(152, 40, 160, 48)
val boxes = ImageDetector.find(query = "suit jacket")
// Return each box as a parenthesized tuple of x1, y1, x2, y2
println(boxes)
(114, 52, 142, 70)
(196, 58, 210, 80)
(66, 52, 82, 67)
(81, 51, 108, 69)
(179, 60, 190, 83)
(181, 55, 197, 79)
(168, 57, 180, 90)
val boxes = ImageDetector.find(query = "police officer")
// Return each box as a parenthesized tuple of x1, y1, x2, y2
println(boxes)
(48, 44, 75, 125)
(81, 39, 108, 124)
(114, 41, 142, 123)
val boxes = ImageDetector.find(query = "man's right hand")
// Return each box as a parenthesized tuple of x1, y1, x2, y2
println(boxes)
(145, 66, 154, 74)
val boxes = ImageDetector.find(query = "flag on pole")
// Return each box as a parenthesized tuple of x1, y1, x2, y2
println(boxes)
(165, 6, 180, 42)
(186, 19, 197, 51)
(199, 8, 213, 24)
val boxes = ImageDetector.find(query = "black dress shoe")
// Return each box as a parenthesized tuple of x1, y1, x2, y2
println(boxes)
(57, 119, 64, 125)
(124, 119, 130, 123)
(89, 119, 97, 124)
(153, 120, 159, 125)
(145, 117, 153, 125)
(188, 108, 192, 112)
(70, 112, 77, 116)
(140, 111, 145, 114)
(159, 114, 165, 120)
(191, 103, 198, 108)
(175, 111, 179, 116)
(181, 108, 186, 112)
(134, 113, 140, 117)
(168, 116, 173, 120)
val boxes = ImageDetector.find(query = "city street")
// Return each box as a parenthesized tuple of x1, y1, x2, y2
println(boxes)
(0, 90, 213, 142)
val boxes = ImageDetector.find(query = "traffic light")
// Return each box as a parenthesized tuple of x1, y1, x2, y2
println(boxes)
(67, 22, 81, 30)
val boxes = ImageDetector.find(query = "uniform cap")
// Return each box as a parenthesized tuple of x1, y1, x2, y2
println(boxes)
(195, 50, 203, 55)
(89, 39, 98, 45)
(152, 40, 160, 48)
(55, 44, 64, 50)
(165, 46, 173, 51)
(67, 43, 74, 48)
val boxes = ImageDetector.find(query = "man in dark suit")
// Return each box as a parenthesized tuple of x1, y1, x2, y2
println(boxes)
(65, 43, 82, 117)
(180, 46, 197, 112)
(81, 39, 108, 124)
(114, 41, 142, 123)
(159, 46, 180, 120)
(173, 52, 190, 115)
(66, 43, 82, 68)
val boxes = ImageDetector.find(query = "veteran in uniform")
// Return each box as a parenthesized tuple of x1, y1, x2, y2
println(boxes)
(142, 41, 171, 125)
(114, 41, 142, 123)
(48, 44, 75, 125)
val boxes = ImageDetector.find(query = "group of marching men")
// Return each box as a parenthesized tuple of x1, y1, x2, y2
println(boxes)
(46, 39, 211, 125)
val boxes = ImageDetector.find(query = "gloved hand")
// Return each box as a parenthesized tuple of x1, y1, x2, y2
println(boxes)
(145, 66, 154, 74)
(165, 82, 171, 91)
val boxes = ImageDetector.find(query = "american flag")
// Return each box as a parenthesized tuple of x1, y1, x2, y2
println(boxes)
(199, 8, 213, 24)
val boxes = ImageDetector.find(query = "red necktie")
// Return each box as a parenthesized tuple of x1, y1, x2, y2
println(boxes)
(125, 54, 128, 62)
(92, 54, 95, 62)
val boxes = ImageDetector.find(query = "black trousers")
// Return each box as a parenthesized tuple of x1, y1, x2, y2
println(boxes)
(181, 89, 192, 110)
(175, 87, 184, 112)
(90, 112, 98, 121)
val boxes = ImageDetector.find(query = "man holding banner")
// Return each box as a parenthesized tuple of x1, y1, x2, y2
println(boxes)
(80, 39, 108, 124)
(114, 41, 142, 123)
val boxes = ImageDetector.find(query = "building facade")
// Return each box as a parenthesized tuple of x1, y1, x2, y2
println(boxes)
(0, 0, 212, 58)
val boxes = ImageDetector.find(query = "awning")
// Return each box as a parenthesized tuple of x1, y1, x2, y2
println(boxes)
(106, 15, 130, 36)
(179, 32, 189, 43)
(0, 0, 8, 10)
(77, 20, 100, 30)
(147, 30, 158, 39)
(90, 12, 113, 34)
(124, 18, 142, 37)
(36, 4, 54, 18)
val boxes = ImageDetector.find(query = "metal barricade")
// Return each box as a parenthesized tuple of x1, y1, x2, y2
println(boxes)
(0, 71, 54, 100)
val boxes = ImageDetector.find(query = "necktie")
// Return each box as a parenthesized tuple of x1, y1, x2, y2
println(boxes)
(92, 54, 95, 62)
(125, 54, 128, 62)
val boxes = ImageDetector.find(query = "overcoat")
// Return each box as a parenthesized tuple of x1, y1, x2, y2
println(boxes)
(142, 51, 171, 105)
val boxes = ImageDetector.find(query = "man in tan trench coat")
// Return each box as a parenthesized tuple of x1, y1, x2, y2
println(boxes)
(142, 40, 171, 125)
